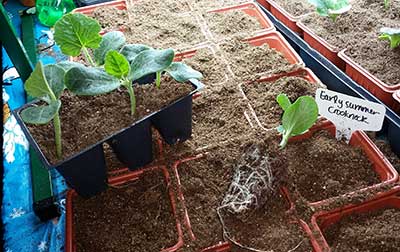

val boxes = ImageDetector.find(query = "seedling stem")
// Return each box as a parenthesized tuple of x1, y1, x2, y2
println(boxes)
(123, 78, 136, 115)
(82, 47, 95, 66)
(156, 71, 161, 88)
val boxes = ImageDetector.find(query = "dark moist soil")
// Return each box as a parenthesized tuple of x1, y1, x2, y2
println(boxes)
(301, 0, 400, 85)
(324, 208, 400, 251)
(125, 3, 205, 49)
(175, 132, 283, 251)
(285, 130, 381, 203)
(242, 76, 318, 129)
(176, 132, 314, 252)
(182, 47, 229, 87)
(224, 193, 312, 252)
(91, 6, 128, 31)
(190, 86, 251, 149)
(219, 37, 299, 80)
(73, 169, 178, 252)
(27, 78, 194, 165)
(159, 85, 252, 162)
(373, 139, 400, 172)
(103, 143, 126, 172)
(203, 9, 263, 40)
(176, 143, 239, 251)
(270, 0, 314, 16)
(366, 132, 400, 172)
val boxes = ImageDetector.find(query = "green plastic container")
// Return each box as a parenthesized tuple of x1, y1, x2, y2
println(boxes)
(36, 0, 75, 27)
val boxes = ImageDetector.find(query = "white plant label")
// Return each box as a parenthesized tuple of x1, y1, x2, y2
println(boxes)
(315, 88, 386, 142)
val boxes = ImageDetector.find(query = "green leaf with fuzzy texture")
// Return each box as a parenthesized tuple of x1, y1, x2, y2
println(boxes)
(43, 64, 65, 99)
(279, 96, 318, 148)
(120, 44, 152, 63)
(129, 48, 174, 81)
(65, 65, 121, 95)
(276, 93, 292, 111)
(25, 62, 54, 99)
(54, 13, 102, 56)
(165, 62, 203, 82)
(105, 50, 130, 79)
(20, 100, 61, 125)
(94, 31, 126, 65)
(57, 61, 85, 72)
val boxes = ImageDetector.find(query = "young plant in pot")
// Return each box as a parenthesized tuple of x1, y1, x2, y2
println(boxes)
(379, 27, 400, 49)
(15, 13, 203, 197)
(307, 0, 351, 21)
(215, 94, 318, 251)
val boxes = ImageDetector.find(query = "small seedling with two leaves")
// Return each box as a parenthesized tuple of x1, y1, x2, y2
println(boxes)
(379, 27, 400, 49)
(20, 62, 67, 159)
(276, 94, 319, 148)
(308, 0, 351, 21)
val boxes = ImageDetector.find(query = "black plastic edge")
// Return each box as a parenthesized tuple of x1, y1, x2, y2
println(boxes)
(12, 78, 204, 170)
(33, 196, 61, 222)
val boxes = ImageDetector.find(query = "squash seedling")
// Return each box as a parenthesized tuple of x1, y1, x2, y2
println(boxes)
(276, 94, 319, 148)
(65, 45, 203, 115)
(54, 13, 126, 66)
(20, 62, 66, 158)
(379, 27, 400, 49)
(308, 0, 351, 21)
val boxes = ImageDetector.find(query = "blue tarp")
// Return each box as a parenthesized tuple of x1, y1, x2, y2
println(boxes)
(2, 1, 68, 251)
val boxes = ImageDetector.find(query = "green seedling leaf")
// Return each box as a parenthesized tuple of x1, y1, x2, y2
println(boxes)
(308, 0, 351, 21)
(21, 100, 61, 125)
(379, 27, 400, 48)
(54, 13, 102, 56)
(120, 44, 151, 63)
(129, 48, 174, 81)
(165, 62, 203, 82)
(57, 61, 85, 72)
(94, 31, 126, 66)
(384, 0, 390, 8)
(25, 62, 55, 99)
(276, 93, 292, 111)
(278, 95, 318, 148)
(105, 50, 130, 79)
(43, 64, 66, 99)
(65, 65, 121, 95)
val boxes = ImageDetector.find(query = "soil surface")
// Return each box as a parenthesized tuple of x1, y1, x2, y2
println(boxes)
(300, 0, 400, 85)
(285, 130, 381, 203)
(270, 0, 314, 16)
(27, 79, 194, 164)
(224, 193, 312, 252)
(219, 37, 299, 80)
(73, 169, 178, 252)
(373, 139, 400, 172)
(189, 85, 251, 149)
(91, 6, 128, 32)
(324, 207, 400, 251)
(126, 3, 205, 49)
(242, 76, 318, 129)
(203, 9, 263, 40)
(145, 0, 191, 13)
(181, 47, 230, 87)
(190, 0, 249, 10)
(176, 143, 239, 251)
